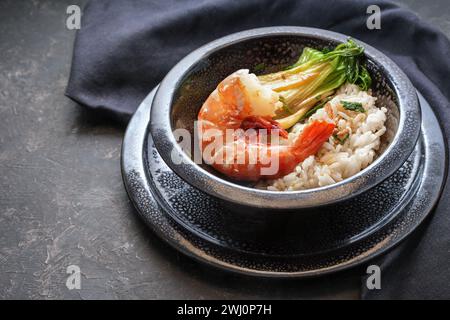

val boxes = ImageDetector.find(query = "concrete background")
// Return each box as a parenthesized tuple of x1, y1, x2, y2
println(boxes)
(0, 0, 448, 299)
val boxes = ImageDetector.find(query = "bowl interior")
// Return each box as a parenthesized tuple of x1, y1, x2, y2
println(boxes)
(171, 35, 399, 187)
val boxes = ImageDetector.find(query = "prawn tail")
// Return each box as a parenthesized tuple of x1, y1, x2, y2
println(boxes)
(292, 120, 335, 161)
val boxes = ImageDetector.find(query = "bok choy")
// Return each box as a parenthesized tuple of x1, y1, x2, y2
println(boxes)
(258, 39, 372, 129)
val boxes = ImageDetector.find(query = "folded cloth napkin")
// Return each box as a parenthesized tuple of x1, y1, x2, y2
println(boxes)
(66, 0, 450, 299)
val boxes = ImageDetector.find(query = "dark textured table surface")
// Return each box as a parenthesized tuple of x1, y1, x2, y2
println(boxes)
(1, 0, 449, 299)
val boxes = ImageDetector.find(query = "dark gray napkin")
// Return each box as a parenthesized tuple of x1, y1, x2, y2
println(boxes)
(66, 0, 450, 299)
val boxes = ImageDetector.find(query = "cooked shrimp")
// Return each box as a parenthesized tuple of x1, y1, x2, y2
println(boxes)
(198, 70, 335, 181)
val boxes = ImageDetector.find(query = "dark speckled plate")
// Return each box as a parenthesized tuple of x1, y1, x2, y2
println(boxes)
(121, 88, 446, 277)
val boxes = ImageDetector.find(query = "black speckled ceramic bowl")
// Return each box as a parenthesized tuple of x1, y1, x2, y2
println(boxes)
(150, 27, 420, 210)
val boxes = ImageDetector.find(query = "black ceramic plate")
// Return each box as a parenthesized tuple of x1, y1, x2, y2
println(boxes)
(121, 88, 446, 277)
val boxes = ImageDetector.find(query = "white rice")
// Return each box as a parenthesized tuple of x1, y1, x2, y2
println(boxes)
(263, 83, 387, 191)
